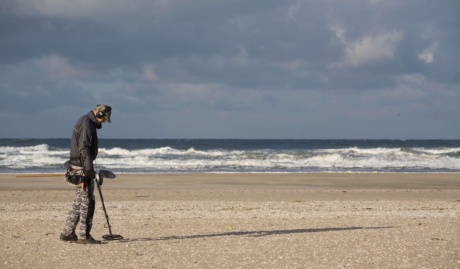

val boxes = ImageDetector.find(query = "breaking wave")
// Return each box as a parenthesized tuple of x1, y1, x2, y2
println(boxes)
(2, 140, 460, 173)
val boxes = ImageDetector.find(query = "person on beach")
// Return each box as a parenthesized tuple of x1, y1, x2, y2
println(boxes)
(60, 104, 112, 244)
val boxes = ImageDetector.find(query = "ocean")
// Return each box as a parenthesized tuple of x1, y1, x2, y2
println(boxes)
(1, 139, 460, 174)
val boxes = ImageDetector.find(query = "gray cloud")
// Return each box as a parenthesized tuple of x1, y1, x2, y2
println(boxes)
(1, 0, 459, 138)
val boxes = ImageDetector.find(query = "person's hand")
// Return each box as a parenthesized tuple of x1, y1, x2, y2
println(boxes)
(85, 169, 96, 179)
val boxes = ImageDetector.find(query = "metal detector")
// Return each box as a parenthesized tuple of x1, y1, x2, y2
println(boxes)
(95, 170, 123, 240)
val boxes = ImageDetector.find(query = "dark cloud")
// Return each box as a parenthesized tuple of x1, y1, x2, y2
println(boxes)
(0, 0, 459, 138)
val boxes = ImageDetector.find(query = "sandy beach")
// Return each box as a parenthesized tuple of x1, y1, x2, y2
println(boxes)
(0, 173, 459, 268)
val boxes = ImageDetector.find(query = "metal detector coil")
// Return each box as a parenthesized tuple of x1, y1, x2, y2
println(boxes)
(102, 234, 123, 240)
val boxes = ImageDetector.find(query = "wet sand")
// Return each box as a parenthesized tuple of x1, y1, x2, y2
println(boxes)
(0, 173, 459, 268)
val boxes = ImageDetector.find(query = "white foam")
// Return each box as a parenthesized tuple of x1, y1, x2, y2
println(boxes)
(2, 144, 460, 173)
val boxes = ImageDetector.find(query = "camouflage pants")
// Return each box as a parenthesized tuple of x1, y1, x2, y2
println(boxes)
(62, 178, 95, 239)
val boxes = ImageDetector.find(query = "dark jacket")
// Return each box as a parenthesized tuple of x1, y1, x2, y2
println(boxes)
(69, 111, 101, 171)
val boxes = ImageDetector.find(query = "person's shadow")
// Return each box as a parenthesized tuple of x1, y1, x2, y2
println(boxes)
(103, 226, 395, 243)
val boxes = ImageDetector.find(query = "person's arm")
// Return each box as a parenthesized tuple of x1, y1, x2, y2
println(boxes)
(79, 119, 95, 175)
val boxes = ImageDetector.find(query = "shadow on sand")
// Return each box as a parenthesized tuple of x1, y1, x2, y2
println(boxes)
(104, 226, 395, 244)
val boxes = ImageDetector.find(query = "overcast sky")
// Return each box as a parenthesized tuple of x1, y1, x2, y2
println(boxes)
(1, 0, 459, 139)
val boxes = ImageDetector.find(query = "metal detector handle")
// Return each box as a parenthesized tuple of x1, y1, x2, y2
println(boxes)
(95, 173, 104, 186)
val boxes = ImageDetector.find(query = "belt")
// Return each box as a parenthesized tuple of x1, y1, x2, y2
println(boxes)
(70, 164, 84, 170)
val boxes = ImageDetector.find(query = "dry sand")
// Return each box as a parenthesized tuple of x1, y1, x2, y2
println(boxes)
(0, 173, 459, 268)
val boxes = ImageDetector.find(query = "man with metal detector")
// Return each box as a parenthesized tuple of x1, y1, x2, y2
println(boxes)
(60, 104, 112, 244)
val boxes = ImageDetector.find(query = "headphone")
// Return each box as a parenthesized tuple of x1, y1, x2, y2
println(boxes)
(96, 104, 112, 119)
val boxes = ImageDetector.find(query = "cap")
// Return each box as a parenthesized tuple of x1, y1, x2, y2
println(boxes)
(96, 104, 112, 123)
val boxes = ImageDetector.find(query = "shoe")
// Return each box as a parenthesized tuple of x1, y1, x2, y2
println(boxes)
(60, 233, 78, 242)
(77, 235, 101, 244)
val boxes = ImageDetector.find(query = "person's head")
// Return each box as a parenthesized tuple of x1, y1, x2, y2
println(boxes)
(93, 104, 112, 124)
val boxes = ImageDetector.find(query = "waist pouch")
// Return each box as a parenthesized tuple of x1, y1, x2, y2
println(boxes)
(64, 161, 84, 185)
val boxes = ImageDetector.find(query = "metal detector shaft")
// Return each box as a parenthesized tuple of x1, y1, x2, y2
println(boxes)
(95, 179, 114, 236)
